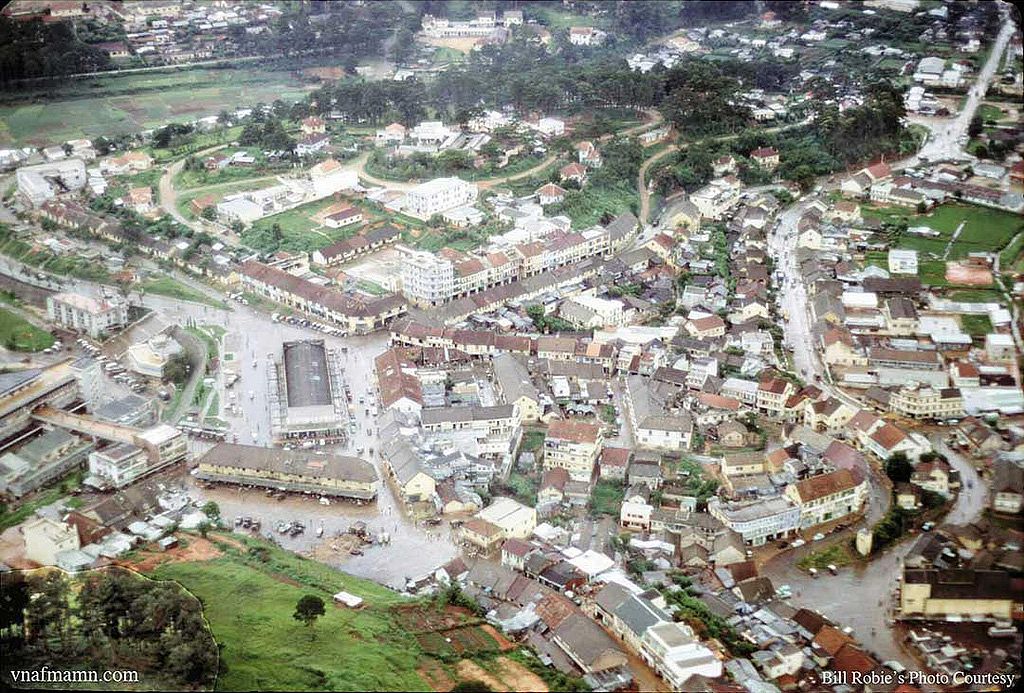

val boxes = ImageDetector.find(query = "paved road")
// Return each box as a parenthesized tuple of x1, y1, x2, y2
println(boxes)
(909, 15, 1016, 164)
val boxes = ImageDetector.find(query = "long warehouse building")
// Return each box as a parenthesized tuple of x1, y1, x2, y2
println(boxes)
(195, 443, 378, 499)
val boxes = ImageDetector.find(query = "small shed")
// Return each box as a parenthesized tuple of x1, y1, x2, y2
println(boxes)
(333, 591, 364, 608)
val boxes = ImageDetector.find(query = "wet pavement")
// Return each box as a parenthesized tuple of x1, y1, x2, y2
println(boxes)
(761, 433, 989, 667)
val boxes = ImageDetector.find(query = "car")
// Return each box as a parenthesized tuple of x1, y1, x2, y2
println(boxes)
(921, 521, 935, 531)
(812, 533, 825, 541)
(791, 539, 806, 548)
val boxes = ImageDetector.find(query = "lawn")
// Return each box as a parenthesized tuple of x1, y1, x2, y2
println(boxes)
(0, 308, 54, 351)
(149, 535, 428, 691)
(796, 542, 854, 571)
(140, 277, 226, 308)
(240, 197, 366, 254)
(589, 479, 625, 517)
(879, 203, 1024, 261)
(948, 288, 1004, 302)
(0, 67, 317, 147)
(960, 313, 993, 337)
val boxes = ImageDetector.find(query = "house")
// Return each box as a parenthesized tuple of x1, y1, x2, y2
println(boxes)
(543, 419, 603, 482)
(23, 516, 81, 566)
(376, 122, 407, 145)
(991, 456, 1023, 514)
(784, 469, 867, 529)
(560, 163, 587, 184)
(750, 147, 779, 170)
(600, 446, 631, 480)
(127, 186, 154, 214)
(552, 613, 628, 675)
(476, 496, 537, 539)
(536, 183, 567, 206)
(568, 26, 606, 46)
(296, 133, 330, 157)
(301, 116, 326, 135)
(899, 569, 1017, 621)
(323, 206, 363, 229)
(537, 117, 565, 137)
(576, 141, 603, 168)
(713, 155, 737, 177)
(888, 249, 918, 275)
(640, 621, 722, 689)
(492, 353, 542, 423)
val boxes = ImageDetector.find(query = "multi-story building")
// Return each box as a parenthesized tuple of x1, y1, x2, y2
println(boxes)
(86, 424, 188, 489)
(420, 405, 520, 457)
(17, 159, 87, 206)
(784, 469, 867, 529)
(400, 177, 478, 220)
(890, 385, 963, 420)
(398, 246, 455, 307)
(543, 419, 603, 482)
(640, 622, 723, 689)
(0, 363, 79, 441)
(47, 292, 128, 338)
(707, 496, 801, 546)
(239, 261, 407, 334)
(196, 444, 377, 499)
(756, 377, 796, 416)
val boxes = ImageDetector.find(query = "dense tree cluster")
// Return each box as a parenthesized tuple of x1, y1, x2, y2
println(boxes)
(1, 568, 218, 688)
(0, 17, 111, 86)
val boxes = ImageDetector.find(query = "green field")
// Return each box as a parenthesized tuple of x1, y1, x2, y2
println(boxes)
(867, 203, 1024, 261)
(0, 308, 54, 351)
(141, 277, 226, 308)
(150, 536, 427, 691)
(960, 313, 993, 337)
(0, 68, 317, 146)
(241, 197, 364, 254)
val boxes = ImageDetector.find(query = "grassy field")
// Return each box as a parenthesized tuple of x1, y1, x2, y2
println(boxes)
(866, 203, 1024, 261)
(0, 68, 316, 147)
(149, 535, 428, 691)
(0, 471, 81, 530)
(796, 543, 854, 571)
(960, 313, 993, 337)
(0, 308, 55, 351)
(141, 277, 226, 308)
(241, 197, 361, 254)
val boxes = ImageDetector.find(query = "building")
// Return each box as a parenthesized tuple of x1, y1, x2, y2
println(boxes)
(543, 419, 603, 482)
(888, 249, 919, 275)
(374, 349, 424, 415)
(889, 385, 963, 420)
(756, 377, 796, 416)
(491, 353, 541, 423)
(420, 405, 520, 458)
(399, 177, 478, 220)
(538, 117, 565, 137)
(568, 26, 606, 46)
(239, 261, 407, 334)
(270, 340, 347, 442)
(899, 569, 1017, 621)
(536, 183, 566, 206)
(23, 516, 80, 566)
(0, 429, 92, 499)
(86, 424, 188, 489)
(561, 295, 629, 328)
(323, 206, 363, 229)
(127, 333, 181, 378)
(312, 225, 400, 267)
(640, 622, 723, 690)
(991, 456, 1023, 514)
(196, 444, 377, 499)
(16, 159, 87, 206)
(750, 147, 780, 170)
(296, 133, 330, 157)
(624, 375, 693, 452)
(475, 496, 537, 539)
(784, 469, 867, 529)
(707, 496, 801, 546)
(0, 364, 79, 441)
(308, 158, 358, 198)
(47, 292, 128, 338)
(398, 246, 455, 307)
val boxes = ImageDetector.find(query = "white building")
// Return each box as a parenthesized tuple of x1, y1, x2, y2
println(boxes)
(47, 292, 128, 338)
(707, 496, 801, 546)
(641, 622, 723, 690)
(16, 159, 87, 206)
(23, 516, 80, 566)
(476, 496, 537, 539)
(308, 158, 358, 198)
(561, 295, 629, 328)
(216, 196, 265, 225)
(399, 177, 478, 220)
(537, 117, 565, 137)
(398, 245, 455, 307)
(86, 424, 188, 489)
(890, 249, 919, 277)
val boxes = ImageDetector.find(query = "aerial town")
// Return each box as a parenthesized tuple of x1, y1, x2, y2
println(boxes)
(0, 1, 1021, 691)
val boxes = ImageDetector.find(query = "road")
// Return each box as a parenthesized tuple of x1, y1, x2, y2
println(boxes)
(157, 143, 231, 230)
(762, 433, 988, 668)
(909, 16, 1016, 164)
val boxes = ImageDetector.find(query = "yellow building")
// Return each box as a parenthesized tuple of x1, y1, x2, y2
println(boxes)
(899, 569, 1017, 621)
(196, 443, 377, 499)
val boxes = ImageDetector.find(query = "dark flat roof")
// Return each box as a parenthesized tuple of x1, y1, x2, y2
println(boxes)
(283, 340, 332, 409)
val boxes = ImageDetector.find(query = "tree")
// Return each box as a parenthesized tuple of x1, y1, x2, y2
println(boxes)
(196, 520, 212, 538)
(201, 501, 221, 523)
(293, 595, 325, 636)
(164, 352, 193, 385)
(885, 452, 913, 484)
